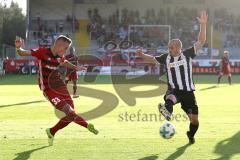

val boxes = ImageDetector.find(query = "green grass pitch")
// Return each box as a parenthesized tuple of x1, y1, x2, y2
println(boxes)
(0, 74, 240, 160)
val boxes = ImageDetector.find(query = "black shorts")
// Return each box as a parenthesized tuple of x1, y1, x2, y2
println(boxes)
(164, 89, 198, 115)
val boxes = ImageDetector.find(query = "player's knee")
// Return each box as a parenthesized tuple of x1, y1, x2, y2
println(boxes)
(61, 103, 75, 115)
(189, 115, 199, 125)
(66, 111, 78, 122)
(166, 94, 177, 104)
(66, 114, 75, 121)
(191, 119, 199, 125)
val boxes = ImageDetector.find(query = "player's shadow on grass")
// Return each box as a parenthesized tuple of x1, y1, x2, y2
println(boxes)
(0, 100, 46, 108)
(165, 143, 191, 160)
(199, 85, 218, 91)
(13, 145, 49, 160)
(213, 131, 240, 160)
(138, 154, 159, 160)
(199, 85, 229, 91)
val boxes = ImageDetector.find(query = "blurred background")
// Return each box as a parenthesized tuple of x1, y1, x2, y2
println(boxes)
(1, 0, 240, 76)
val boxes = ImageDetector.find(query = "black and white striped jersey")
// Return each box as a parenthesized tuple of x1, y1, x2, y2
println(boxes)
(155, 46, 196, 91)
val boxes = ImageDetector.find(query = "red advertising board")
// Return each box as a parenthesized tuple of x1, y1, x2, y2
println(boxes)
(4, 59, 38, 73)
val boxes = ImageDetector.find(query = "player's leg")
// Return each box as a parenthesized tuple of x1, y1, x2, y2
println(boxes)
(49, 90, 98, 134)
(44, 88, 98, 146)
(187, 113, 199, 144)
(61, 103, 87, 127)
(59, 102, 98, 134)
(217, 73, 223, 84)
(46, 100, 98, 145)
(49, 114, 72, 136)
(72, 79, 79, 98)
(46, 117, 70, 145)
(46, 115, 72, 146)
(44, 89, 73, 145)
(71, 72, 79, 98)
(73, 80, 77, 95)
(228, 74, 232, 85)
(65, 74, 70, 84)
(158, 90, 178, 121)
(181, 91, 199, 144)
(46, 103, 77, 146)
(60, 90, 98, 134)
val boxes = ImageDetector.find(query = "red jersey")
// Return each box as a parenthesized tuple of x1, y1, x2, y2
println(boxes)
(221, 57, 231, 74)
(65, 53, 78, 73)
(31, 48, 65, 91)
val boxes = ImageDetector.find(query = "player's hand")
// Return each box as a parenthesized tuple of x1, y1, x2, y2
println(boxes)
(197, 11, 208, 24)
(135, 48, 144, 57)
(76, 66, 87, 71)
(15, 36, 24, 48)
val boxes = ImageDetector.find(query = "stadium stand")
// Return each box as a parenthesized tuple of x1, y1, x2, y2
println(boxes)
(7, 0, 238, 75)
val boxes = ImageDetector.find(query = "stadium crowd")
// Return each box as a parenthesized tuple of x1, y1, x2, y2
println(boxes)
(87, 7, 240, 50)
(28, 7, 240, 51)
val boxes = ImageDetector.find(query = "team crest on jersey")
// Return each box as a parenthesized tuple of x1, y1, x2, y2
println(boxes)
(168, 60, 186, 68)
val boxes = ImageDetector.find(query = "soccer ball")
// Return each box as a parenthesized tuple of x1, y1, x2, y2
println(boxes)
(160, 122, 176, 139)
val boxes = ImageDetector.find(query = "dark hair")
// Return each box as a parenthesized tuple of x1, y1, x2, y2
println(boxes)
(56, 35, 72, 45)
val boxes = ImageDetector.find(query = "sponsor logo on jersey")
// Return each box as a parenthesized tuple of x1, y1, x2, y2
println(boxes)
(168, 60, 186, 68)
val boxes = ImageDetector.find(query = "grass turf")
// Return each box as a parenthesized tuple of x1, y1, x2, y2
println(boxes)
(0, 74, 240, 160)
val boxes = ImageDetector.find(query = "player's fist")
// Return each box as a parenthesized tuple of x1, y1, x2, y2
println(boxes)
(15, 36, 24, 48)
(135, 48, 144, 57)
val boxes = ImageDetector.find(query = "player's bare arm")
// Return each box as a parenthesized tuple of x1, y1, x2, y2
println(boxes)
(136, 48, 158, 64)
(61, 60, 86, 71)
(15, 37, 32, 56)
(67, 56, 78, 61)
(195, 11, 208, 52)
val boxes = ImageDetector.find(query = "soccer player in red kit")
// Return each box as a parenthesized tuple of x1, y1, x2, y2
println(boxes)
(65, 46, 79, 98)
(218, 51, 232, 85)
(15, 35, 99, 146)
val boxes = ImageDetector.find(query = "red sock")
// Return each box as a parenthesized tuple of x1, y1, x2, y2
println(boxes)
(50, 117, 72, 136)
(73, 115, 88, 128)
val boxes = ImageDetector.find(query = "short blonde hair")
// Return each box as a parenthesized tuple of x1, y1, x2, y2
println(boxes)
(56, 35, 72, 45)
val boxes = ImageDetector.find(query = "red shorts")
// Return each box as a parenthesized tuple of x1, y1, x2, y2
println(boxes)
(43, 86, 74, 110)
(66, 71, 78, 81)
(220, 68, 231, 76)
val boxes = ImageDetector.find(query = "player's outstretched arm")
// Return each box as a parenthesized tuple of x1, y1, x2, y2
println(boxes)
(15, 37, 31, 56)
(136, 48, 158, 64)
(195, 11, 208, 52)
(61, 60, 86, 71)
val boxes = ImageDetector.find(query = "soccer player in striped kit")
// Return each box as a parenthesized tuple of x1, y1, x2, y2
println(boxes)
(136, 11, 208, 144)
(15, 35, 99, 146)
